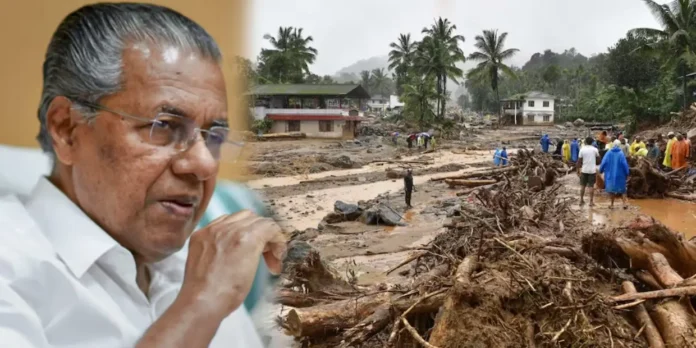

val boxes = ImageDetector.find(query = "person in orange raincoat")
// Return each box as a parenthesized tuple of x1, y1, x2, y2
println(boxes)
(671, 134, 691, 170)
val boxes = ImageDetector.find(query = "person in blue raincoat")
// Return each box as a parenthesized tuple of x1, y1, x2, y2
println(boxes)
(540, 134, 550, 153)
(570, 138, 579, 162)
(493, 147, 502, 166)
(599, 140, 630, 209)
(500, 147, 508, 166)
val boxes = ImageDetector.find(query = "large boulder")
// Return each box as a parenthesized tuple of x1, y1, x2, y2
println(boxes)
(334, 201, 362, 220)
(309, 162, 333, 173)
(564, 121, 574, 128)
(359, 205, 405, 226)
(573, 118, 585, 127)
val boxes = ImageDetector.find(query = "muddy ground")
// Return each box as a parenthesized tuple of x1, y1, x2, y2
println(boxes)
(244, 124, 696, 346)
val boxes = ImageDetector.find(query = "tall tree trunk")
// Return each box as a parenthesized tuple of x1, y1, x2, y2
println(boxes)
(442, 76, 448, 119)
(682, 61, 688, 110)
(496, 87, 501, 126)
(436, 75, 442, 119)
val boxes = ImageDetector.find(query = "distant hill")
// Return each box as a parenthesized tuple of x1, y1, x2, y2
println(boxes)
(332, 54, 473, 100)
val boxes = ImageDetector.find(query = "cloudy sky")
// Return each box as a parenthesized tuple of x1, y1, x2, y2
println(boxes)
(247, 0, 663, 76)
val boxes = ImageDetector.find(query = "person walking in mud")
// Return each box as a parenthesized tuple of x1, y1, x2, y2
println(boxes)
(404, 168, 415, 209)
(577, 137, 600, 206)
(600, 140, 630, 209)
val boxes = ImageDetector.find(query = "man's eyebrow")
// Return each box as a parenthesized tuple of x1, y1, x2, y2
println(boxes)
(159, 105, 188, 117)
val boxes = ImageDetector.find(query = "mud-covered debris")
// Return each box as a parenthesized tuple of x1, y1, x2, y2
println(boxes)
(359, 205, 405, 226)
(333, 201, 362, 220)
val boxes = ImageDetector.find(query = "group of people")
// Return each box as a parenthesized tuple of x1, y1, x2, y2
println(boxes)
(404, 132, 436, 150)
(541, 129, 692, 209)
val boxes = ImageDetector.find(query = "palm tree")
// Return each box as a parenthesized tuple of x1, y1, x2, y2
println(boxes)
(258, 26, 318, 83)
(466, 29, 519, 124)
(402, 75, 438, 124)
(630, 0, 696, 109)
(371, 68, 390, 96)
(388, 33, 419, 94)
(360, 70, 371, 92)
(416, 17, 466, 119)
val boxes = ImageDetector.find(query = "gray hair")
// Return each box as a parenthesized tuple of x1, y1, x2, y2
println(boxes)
(37, 3, 222, 156)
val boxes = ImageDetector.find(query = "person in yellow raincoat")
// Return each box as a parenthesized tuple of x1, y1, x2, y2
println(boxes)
(629, 136, 646, 156)
(663, 132, 676, 169)
(562, 139, 571, 162)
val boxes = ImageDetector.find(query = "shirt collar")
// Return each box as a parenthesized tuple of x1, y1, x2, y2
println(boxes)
(24, 177, 119, 278)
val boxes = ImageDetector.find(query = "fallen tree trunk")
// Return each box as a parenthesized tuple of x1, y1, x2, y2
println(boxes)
(368, 160, 431, 165)
(282, 290, 447, 338)
(445, 179, 498, 188)
(430, 166, 518, 182)
(428, 256, 478, 346)
(620, 281, 665, 348)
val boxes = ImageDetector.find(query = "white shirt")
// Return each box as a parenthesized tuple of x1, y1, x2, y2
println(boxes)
(0, 178, 263, 348)
(579, 145, 600, 174)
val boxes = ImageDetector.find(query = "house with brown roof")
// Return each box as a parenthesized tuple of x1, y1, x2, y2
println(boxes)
(247, 84, 371, 139)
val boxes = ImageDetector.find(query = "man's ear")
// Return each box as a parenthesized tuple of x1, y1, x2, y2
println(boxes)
(46, 96, 78, 166)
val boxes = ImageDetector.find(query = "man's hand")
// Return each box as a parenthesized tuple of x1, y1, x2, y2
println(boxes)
(179, 210, 286, 317)
(136, 210, 286, 348)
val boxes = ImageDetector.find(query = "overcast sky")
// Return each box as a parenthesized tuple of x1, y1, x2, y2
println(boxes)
(248, 0, 663, 76)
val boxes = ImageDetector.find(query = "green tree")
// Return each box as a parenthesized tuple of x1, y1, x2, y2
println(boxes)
(417, 17, 466, 119)
(370, 68, 391, 96)
(466, 29, 519, 123)
(542, 65, 561, 88)
(257, 26, 318, 83)
(388, 33, 419, 95)
(604, 33, 660, 91)
(630, 0, 696, 108)
(402, 75, 437, 124)
(360, 70, 371, 93)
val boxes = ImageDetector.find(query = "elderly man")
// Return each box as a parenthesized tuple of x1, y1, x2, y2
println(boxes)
(0, 3, 285, 348)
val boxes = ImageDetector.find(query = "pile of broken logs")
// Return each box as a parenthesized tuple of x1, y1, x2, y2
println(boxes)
(432, 148, 572, 195)
(275, 159, 650, 347)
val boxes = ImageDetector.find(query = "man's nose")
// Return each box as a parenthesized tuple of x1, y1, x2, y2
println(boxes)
(171, 138, 218, 181)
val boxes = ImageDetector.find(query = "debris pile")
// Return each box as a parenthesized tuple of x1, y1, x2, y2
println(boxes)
(275, 157, 646, 347)
(584, 215, 696, 347)
(627, 157, 696, 199)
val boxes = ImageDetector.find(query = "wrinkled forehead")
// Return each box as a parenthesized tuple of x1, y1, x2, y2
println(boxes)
(117, 42, 228, 125)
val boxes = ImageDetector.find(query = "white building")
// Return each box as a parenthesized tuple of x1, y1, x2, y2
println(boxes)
(248, 84, 369, 139)
(501, 91, 556, 125)
(366, 94, 389, 112)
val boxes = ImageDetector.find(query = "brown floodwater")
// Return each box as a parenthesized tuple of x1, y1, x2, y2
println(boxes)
(588, 198, 696, 238)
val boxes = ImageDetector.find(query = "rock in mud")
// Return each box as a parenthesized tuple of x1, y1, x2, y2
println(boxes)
(564, 121, 574, 128)
(334, 201, 362, 220)
(573, 118, 585, 127)
(385, 169, 402, 179)
(326, 155, 356, 169)
(321, 212, 346, 224)
(359, 205, 405, 226)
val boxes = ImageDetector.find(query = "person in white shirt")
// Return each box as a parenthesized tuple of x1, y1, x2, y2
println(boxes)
(0, 3, 286, 348)
(577, 136, 600, 207)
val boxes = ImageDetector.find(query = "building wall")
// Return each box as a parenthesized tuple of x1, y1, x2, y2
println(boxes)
(522, 98, 555, 125)
(270, 120, 346, 138)
(0, 0, 247, 180)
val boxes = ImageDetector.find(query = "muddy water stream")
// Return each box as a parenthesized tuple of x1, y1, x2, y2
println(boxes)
(246, 150, 493, 189)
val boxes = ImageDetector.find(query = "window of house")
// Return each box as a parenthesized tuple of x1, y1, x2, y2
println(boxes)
(528, 101, 535, 107)
(527, 114, 534, 123)
(287, 120, 300, 132)
(319, 120, 334, 132)
(543, 101, 550, 107)
(543, 115, 550, 122)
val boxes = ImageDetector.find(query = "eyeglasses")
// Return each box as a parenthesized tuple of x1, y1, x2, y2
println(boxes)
(69, 98, 245, 162)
